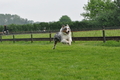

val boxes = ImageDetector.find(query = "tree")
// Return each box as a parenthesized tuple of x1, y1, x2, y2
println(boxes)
(93, 0, 120, 26)
(80, 0, 120, 27)
(114, 0, 120, 21)
(59, 15, 72, 23)
(81, 0, 115, 20)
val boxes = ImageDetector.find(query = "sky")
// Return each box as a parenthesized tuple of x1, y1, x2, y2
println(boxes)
(0, 0, 88, 22)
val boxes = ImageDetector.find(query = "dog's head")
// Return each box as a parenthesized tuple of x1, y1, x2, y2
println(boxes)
(60, 24, 71, 34)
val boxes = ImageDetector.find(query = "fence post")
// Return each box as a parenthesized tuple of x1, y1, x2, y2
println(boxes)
(102, 26, 106, 43)
(13, 35, 15, 43)
(72, 31, 75, 43)
(0, 35, 2, 42)
(49, 25, 52, 42)
(31, 33, 33, 43)
(49, 31, 52, 42)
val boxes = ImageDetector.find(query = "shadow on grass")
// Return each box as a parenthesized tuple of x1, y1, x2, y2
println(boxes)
(79, 41, 120, 47)
(101, 41, 120, 47)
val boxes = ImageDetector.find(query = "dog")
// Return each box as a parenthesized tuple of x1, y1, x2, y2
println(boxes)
(53, 24, 72, 49)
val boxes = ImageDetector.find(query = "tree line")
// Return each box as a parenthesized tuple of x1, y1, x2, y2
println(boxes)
(0, 20, 112, 32)
(0, 15, 100, 32)
(0, 17, 119, 33)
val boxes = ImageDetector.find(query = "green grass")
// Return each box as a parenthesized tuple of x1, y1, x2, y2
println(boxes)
(0, 41, 120, 80)
(73, 29, 120, 37)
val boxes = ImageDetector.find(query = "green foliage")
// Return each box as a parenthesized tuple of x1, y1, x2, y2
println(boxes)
(0, 41, 120, 80)
(0, 11, 120, 32)
(81, 0, 115, 19)
(59, 15, 72, 23)
(81, 0, 120, 27)
(0, 20, 119, 33)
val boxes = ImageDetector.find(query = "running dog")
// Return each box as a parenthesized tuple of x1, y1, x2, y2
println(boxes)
(53, 24, 72, 49)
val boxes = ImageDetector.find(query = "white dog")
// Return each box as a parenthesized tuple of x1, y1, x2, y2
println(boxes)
(53, 24, 72, 49)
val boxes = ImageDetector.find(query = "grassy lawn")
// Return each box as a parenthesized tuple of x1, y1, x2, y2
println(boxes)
(73, 29, 120, 37)
(0, 41, 120, 80)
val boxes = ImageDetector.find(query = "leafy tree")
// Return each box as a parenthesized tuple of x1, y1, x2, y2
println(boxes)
(81, 0, 115, 20)
(59, 15, 72, 23)
(80, 0, 120, 27)
(114, 0, 120, 21)
(93, 0, 120, 26)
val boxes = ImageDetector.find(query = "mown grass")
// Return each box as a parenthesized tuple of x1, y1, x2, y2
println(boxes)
(0, 41, 120, 80)
(73, 29, 120, 37)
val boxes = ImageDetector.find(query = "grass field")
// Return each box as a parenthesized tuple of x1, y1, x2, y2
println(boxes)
(0, 41, 120, 80)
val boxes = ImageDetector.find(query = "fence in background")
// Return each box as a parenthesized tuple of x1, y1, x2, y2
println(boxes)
(0, 27, 120, 43)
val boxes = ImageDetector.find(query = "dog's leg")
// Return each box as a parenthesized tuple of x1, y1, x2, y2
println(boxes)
(61, 39, 69, 44)
(68, 38, 72, 45)
(68, 41, 71, 45)
(66, 39, 71, 45)
(53, 41, 57, 49)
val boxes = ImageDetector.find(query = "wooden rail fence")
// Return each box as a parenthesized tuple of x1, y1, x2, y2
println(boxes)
(0, 36, 120, 43)
(0, 27, 120, 43)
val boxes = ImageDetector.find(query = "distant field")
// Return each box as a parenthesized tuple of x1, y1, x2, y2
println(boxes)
(1, 29, 120, 39)
(0, 41, 120, 80)
(73, 29, 120, 37)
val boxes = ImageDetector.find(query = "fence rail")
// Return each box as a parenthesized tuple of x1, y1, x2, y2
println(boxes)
(73, 36, 120, 41)
(0, 36, 120, 43)
(0, 27, 120, 43)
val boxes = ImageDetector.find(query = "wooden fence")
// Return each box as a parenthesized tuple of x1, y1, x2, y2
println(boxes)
(0, 28, 120, 43)
(0, 36, 120, 43)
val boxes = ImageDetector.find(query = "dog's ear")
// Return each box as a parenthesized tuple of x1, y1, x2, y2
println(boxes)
(66, 24, 69, 26)
(62, 25, 65, 27)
